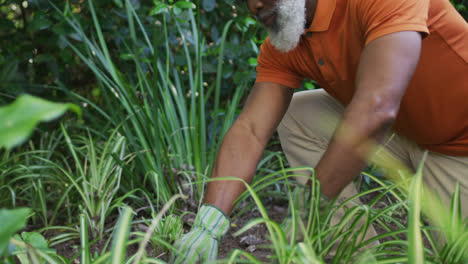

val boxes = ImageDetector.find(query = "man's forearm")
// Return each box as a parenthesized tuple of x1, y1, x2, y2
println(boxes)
(202, 83, 294, 215)
(204, 118, 268, 215)
(316, 31, 421, 198)
(315, 107, 395, 198)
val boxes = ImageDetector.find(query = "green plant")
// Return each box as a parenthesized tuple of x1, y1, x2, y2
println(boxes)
(407, 153, 425, 263)
(0, 128, 74, 227)
(211, 162, 467, 263)
(0, 95, 80, 228)
(0, 208, 64, 264)
(0, 208, 30, 260)
(76, 196, 185, 264)
(149, 214, 183, 254)
(41, 125, 134, 239)
(0, 94, 80, 150)
(12, 231, 58, 264)
(55, 0, 249, 207)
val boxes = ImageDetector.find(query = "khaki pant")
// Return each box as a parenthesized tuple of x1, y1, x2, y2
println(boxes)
(277, 89, 468, 241)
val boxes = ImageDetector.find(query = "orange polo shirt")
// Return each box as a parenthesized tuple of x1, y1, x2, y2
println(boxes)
(256, 0, 468, 156)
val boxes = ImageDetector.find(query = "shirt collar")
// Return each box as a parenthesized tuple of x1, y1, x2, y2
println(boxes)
(306, 0, 337, 32)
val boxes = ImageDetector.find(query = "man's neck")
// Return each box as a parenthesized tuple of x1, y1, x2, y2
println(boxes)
(305, 0, 318, 28)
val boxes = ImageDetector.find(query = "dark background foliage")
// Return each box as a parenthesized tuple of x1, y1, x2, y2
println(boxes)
(0, 0, 266, 106)
(1, 0, 466, 106)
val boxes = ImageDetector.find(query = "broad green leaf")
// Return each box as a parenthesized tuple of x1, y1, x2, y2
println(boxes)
(21, 232, 50, 250)
(0, 208, 30, 257)
(304, 81, 316, 90)
(14, 232, 55, 264)
(113, 0, 123, 8)
(28, 13, 53, 32)
(12, 234, 28, 264)
(202, 0, 215, 12)
(149, 2, 169, 15)
(244, 17, 257, 27)
(247, 57, 257, 66)
(173, 5, 182, 15)
(174, 1, 195, 9)
(0, 95, 81, 150)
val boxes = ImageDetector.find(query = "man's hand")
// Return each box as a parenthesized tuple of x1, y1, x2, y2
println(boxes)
(171, 204, 229, 264)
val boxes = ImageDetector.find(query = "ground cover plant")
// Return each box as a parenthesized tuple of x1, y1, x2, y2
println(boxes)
(1, 0, 468, 263)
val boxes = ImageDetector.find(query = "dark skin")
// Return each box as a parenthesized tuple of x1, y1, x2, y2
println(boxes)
(204, 0, 422, 214)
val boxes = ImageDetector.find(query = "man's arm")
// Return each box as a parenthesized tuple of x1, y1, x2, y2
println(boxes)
(204, 82, 294, 214)
(315, 31, 422, 197)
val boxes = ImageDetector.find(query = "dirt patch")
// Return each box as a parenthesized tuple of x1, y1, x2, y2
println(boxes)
(216, 200, 289, 262)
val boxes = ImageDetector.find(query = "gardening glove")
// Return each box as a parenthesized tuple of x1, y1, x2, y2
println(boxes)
(171, 204, 230, 264)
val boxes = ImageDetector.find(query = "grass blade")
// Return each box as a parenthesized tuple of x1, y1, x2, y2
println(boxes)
(110, 207, 134, 264)
(80, 214, 91, 264)
(408, 152, 426, 264)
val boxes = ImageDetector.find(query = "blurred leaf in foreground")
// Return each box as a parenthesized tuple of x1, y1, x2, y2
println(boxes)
(0, 208, 30, 257)
(13, 231, 56, 264)
(0, 95, 81, 150)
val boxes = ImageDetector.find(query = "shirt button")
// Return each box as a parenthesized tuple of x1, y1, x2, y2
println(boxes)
(307, 32, 313, 37)
(318, 58, 325, 66)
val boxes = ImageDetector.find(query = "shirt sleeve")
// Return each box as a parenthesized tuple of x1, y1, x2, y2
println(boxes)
(255, 38, 304, 89)
(356, 0, 430, 46)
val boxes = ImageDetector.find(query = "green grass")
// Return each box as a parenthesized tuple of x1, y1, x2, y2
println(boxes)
(49, 0, 247, 209)
(2, 126, 467, 263)
(1, 1, 467, 263)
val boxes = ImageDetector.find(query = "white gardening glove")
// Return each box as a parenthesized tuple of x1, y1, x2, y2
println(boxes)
(171, 204, 230, 264)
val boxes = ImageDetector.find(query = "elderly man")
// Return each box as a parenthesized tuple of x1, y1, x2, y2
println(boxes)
(171, 0, 468, 262)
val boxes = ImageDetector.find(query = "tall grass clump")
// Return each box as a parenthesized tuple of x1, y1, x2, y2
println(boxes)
(52, 0, 247, 208)
(76, 195, 186, 264)
(0, 129, 72, 227)
(37, 125, 134, 240)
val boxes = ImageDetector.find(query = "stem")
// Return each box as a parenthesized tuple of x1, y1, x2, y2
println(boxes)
(19, 2, 28, 31)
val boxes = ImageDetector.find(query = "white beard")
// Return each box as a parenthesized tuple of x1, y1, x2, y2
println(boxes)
(266, 0, 306, 52)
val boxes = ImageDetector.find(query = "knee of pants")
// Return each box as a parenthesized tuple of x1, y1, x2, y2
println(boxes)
(278, 90, 342, 143)
(277, 115, 327, 185)
(277, 90, 343, 184)
(277, 114, 292, 143)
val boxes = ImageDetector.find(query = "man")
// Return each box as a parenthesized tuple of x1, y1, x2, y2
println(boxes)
(171, 0, 468, 262)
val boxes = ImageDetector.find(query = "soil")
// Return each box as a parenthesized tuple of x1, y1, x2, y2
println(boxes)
(218, 202, 288, 262)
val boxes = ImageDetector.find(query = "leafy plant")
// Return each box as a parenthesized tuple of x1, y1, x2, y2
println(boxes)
(0, 94, 80, 150)
(12, 231, 57, 264)
(216, 155, 468, 264)
(47, 125, 133, 239)
(54, 0, 249, 208)
(0, 208, 30, 259)
(149, 214, 183, 254)
(0, 208, 63, 264)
